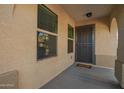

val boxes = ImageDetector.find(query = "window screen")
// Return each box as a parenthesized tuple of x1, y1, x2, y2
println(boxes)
(37, 4, 58, 60)
(37, 31, 57, 60)
(38, 4, 58, 33)
(68, 24, 74, 39)
(68, 39, 73, 53)
(68, 24, 74, 53)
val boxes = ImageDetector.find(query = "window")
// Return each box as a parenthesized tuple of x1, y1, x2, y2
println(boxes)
(68, 39, 73, 53)
(68, 24, 74, 53)
(38, 4, 57, 33)
(37, 4, 58, 60)
(68, 24, 74, 39)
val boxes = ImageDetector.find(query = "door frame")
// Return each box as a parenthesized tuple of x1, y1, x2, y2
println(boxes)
(75, 24, 96, 65)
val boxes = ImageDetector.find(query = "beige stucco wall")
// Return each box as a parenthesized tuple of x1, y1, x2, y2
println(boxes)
(76, 16, 117, 68)
(110, 5, 124, 88)
(0, 4, 75, 88)
(110, 5, 124, 63)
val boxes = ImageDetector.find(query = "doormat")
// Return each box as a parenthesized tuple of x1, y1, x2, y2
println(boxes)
(76, 63, 92, 69)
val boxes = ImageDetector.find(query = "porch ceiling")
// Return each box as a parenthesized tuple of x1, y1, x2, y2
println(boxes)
(60, 4, 115, 22)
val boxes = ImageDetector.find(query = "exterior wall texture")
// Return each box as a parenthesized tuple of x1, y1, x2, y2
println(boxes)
(110, 5, 124, 88)
(0, 4, 75, 88)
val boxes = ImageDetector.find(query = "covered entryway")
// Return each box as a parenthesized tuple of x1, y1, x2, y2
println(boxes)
(0, 4, 124, 89)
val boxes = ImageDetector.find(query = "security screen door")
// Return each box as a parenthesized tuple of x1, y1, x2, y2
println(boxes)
(75, 25, 95, 64)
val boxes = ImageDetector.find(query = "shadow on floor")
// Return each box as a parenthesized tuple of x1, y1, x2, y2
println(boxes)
(41, 64, 121, 89)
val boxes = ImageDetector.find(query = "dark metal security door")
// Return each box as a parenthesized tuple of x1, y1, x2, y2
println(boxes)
(75, 25, 95, 64)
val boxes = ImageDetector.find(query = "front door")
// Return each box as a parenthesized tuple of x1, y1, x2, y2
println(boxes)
(75, 24, 95, 64)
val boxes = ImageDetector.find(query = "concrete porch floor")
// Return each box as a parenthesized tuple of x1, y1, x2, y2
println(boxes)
(41, 63, 121, 89)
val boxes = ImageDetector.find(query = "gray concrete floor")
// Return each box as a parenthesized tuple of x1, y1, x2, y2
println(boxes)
(41, 63, 121, 89)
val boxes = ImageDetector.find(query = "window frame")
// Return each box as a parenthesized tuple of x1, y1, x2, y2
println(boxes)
(68, 24, 74, 39)
(38, 4, 58, 34)
(37, 4, 58, 60)
(67, 24, 74, 53)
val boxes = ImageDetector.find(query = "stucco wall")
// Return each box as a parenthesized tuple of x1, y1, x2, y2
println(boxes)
(76, 16, 117, 68)
(110, 5, 124, 63)
(0, 4, 75, 88)
(110, 5, 124, 88)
